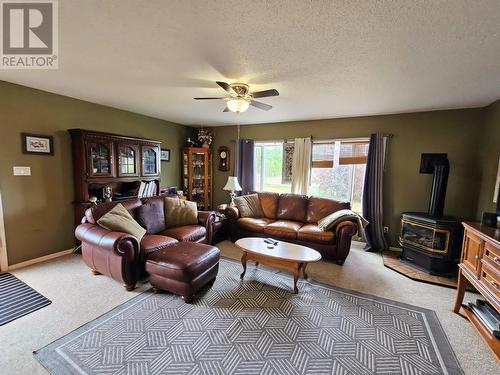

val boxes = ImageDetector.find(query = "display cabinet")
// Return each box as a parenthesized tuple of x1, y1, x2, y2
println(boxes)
(182, 147, 212, 209)
(69, 129, 161, 228)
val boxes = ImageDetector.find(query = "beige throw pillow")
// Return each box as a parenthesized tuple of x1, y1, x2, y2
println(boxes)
(97, 203, 147, 242)
(234, 194, 264, 218)
(317, 209, 369, 232)
(164, 197, 198, 228)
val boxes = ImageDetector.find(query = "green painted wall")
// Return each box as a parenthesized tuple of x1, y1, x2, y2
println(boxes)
(0, 81, 191, 265)
(210, 108, 486, 247)
(476, 99, 500, 218)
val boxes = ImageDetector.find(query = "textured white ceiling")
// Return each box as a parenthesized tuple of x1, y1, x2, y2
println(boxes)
(1, 0, 499, 126)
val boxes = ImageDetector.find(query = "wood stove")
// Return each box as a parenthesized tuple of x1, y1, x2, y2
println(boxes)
(399, 154, 463, 276)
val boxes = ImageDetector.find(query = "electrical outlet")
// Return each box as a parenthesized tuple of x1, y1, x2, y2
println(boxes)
(383, 226, 389, 233)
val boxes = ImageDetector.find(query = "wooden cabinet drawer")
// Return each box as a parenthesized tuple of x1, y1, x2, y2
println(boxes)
(483, 242, 500, 269)
(480, 261, 500, 300)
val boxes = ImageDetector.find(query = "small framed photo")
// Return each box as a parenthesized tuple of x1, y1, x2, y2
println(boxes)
(22, 133, 54, 155)
(161, 148, 170, 162)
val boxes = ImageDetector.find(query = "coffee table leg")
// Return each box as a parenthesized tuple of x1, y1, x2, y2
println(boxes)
(240, 252, 248, 280)
(302, 263, 308, 279)
(293, 264, 300, 294)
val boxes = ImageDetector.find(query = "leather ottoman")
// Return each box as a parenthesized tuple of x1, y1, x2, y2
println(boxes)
(145, 242, 220, 302)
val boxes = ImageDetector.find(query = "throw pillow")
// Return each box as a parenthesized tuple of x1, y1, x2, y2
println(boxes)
(164, 197, 198, 228)
(234, 194, 264, 218)
(97, 203, 147, 241)
(135, 202, 166, 234)
(317, 209, 369, 232)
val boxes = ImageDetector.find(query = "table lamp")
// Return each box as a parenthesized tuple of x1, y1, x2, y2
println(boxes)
(223, 176, 242, 206)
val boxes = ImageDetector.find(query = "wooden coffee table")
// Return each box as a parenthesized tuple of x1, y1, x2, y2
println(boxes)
(235, 237, 322, 294)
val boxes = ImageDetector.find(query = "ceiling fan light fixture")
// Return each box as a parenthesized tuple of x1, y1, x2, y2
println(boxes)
(226, 98, 250, 113)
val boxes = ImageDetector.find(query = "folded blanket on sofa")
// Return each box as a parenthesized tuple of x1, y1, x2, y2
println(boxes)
(317, 209, 369, 236)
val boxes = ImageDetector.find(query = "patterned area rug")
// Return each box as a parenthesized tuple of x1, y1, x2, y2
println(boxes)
(0, 273, 51, 326)
(34, 259, 462, 374)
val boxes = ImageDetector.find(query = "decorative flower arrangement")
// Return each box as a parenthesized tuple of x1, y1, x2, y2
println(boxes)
(197, 128, 213, 147)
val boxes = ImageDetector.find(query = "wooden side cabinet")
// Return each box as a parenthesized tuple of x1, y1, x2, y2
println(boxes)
(453, 222, 500, 360)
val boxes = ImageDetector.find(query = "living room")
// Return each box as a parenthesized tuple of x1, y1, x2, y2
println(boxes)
(0, 1, 499, 374)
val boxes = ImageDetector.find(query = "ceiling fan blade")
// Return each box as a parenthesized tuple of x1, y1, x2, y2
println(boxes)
(251, 89, 279, 98)
(216, 81, 236, 95)
(223, 107, 230, 112)
(193, 97, 226, 100)
(250, 100, 272, 111)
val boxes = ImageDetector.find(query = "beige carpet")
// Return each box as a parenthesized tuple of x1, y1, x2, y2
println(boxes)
(0, 242, 497, 374)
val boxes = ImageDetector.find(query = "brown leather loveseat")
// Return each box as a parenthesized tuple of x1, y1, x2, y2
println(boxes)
(227, 192, 358, 264)
(75, 196, 215, 291)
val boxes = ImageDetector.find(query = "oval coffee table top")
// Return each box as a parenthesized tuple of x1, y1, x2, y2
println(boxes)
(235, 237, 322, 263)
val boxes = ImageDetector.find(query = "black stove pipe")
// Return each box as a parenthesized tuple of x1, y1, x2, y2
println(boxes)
(428, 163, 449, 217)
(420, 154, 449, 217)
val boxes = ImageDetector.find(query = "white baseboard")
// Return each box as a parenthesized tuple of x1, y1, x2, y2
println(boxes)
(8, 248, 75, 271)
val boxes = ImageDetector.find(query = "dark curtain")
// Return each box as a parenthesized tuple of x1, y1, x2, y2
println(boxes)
(362, 133, 388, 252)
(235, 139, 255, 195)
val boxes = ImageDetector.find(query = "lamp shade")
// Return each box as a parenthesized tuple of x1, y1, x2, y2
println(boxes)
(223, 176, 242, 191)
(227, 98, 250, 113)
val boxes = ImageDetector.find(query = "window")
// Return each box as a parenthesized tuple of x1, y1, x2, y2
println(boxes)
(254, 141, 291, 193)
(310, 139, 369, 213)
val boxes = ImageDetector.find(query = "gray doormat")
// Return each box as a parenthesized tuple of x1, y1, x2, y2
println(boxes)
(34, 258, 462, 374)
(0, 272, 51, 326)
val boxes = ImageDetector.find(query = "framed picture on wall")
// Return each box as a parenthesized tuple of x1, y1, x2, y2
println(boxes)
(161, 149, 170, 162)
(21, 133, 54, 155)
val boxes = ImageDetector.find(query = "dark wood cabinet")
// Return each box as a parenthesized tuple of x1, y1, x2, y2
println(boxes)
(69, 129, 162, 227)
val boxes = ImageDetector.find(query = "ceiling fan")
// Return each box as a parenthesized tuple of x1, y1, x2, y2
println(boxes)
(194, 81, 279, 113)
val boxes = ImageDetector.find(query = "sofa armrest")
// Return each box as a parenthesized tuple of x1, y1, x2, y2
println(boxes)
(225, 206, 240, 220)
(334, 221, 358, 264)
(75, 223, 139, 260)
(198, 210, 216, 244)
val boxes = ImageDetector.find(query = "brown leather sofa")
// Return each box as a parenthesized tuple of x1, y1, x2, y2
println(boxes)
(75, 196, 215, 290)
(227, 192, 358, 264)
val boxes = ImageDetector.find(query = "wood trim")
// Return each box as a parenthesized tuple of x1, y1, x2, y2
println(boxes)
(0, 191, 8, 272)
(339, 156, 368, 165)
(311, 160, 333, 168)
(7, 248, 75, 271)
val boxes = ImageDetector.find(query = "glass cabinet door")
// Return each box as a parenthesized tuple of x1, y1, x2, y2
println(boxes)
(141, 145, 160, 176)
(117, 144, 139, 177)
(183, 148, 211, 210)
(86, 140, 115, 177)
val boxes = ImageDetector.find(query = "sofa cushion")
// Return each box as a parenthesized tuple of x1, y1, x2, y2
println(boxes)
(97, 203, 147, 242)
(306, 196, 351, 223)
(135, 202, 166, 234)
(140, 235, 178, 259)
(277, 193, 308, 222)
(298, 224, 335, 244)
(237, 217, 273, 233)
(256, 192, 280, 219)
(164, 197, 198, 228)
(234, 194, 264, 218)
(159, 225, 206, 242)
(85, 198, 143, 224)
(264, 220, 303, 240)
